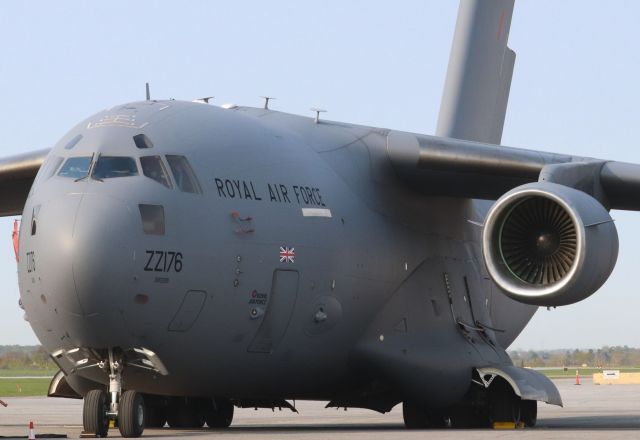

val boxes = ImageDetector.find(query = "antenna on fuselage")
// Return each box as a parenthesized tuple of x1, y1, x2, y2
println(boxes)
(145, 82, 151, 101)
(194, 96, 214, 104)
(261, 96, 276, 110)
(310, 108, 326, 124)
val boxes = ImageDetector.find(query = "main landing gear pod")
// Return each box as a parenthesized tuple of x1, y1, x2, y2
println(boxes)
(402, 366, 561, 429)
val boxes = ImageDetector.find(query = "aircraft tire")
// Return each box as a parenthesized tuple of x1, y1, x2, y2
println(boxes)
(402, 402, 446, 429)
(204, 399, 234, 428)
(521, 400, 537, 427)
(118, 390, 145, 438)
(83, 389, 109, 438)
(489, 380, 521, 425)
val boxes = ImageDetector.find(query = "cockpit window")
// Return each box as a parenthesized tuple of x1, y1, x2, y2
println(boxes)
(140, 156, 172, 188)
(32, 156, 63, 188)
(43, 156, 64, 179)
(30, 155, 63, 195)
(133, 134, 154, 149)
(58, 156, 91, 179)
(92, 156, 138, 179)
(64, 134, 83, 150)
(166, 155, 202, 194)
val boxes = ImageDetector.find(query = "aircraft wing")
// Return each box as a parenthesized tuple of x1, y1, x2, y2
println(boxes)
(386, 131, 640, 211)
(0, 149, 49, 216)
(1, 130, 639, 217)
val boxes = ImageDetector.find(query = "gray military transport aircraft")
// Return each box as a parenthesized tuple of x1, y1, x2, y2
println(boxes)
(1, 0, 636, 437)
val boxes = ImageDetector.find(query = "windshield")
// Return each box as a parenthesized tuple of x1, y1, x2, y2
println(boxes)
(58, 156, 91, 179)
(92, 156, 139, 179)
(140, 156, 172, 188)
(166, 155, 201, 193)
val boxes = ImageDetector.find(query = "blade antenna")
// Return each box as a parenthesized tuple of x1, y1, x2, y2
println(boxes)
(310, 108, 326, 124)
(261, 96, 276, 110)
(145, 82, 151, 101)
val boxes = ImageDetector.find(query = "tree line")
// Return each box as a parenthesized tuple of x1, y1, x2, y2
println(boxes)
(0, 345, 56, 370)
(2, 345, 639, 371)
(509, 346, 640, 368)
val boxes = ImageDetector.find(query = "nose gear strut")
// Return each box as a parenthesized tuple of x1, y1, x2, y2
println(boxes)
(106, 349, 123, 419)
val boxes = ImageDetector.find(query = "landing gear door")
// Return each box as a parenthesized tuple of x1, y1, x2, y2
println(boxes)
(248, 270, 299, 354)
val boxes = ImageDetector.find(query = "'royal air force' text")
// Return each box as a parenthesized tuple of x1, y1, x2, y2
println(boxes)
(214, 178, 326, 207)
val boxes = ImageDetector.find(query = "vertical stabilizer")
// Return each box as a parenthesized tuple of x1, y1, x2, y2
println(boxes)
(436, 0, 516, 144)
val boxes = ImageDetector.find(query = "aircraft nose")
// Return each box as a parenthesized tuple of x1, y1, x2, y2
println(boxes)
(71, 193, 137, 317)
(23, 192, 137, 347)
(30, 193, 84, 317)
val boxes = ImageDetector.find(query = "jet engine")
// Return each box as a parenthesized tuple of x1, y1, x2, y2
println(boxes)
(482, 182, 618, 306)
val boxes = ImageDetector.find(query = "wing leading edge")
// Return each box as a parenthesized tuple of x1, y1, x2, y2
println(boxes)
(386, 131, 640, 211)
(0, 149, 49, 216)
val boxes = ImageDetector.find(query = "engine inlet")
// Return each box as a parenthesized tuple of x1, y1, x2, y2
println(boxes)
(500, 197, 577, 286)
(482, 182, 618, 306)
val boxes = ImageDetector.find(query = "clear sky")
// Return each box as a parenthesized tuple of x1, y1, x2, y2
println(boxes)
(0, 1, 639, 349)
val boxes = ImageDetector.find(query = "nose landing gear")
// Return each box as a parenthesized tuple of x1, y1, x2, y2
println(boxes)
(81, 349, 147, 438)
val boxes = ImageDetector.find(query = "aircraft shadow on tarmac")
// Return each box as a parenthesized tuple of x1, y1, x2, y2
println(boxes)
(142, 416, 640, 434)
(537, 416, 640, 430)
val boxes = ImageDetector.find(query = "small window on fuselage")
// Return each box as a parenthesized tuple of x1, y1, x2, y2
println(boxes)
(140, 156, 172, 189)
(133, 134, 154, 149)
(92, 156, 138, 179)
(138, 204, 165, 235)
(166, 155, 202, 194)
(58, 156, 92, 179)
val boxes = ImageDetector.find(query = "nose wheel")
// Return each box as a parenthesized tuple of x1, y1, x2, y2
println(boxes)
(83, 389, 109, 438)
(83, 389, 146, 438)
(81, 349, 146, 438)
(118, 390, 145, 437)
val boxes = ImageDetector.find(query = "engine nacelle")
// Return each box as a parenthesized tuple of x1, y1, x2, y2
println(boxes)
(482, 182, 618, 306)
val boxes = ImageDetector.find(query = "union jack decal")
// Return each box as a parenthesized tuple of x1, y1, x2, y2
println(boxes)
(279, 246, 295, 263)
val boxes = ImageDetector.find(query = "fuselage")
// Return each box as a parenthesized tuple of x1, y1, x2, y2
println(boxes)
(18, 100, 534, 403)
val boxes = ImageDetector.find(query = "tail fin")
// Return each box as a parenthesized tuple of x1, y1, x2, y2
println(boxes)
(436, 0, 516, 145)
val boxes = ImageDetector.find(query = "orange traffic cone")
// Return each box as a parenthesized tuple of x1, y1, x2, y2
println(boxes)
(575, 370, 581, 385)
(28, 421, 35, 440)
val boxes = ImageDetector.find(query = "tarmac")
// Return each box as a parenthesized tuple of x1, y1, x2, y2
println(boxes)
(1, 378, 639, 439)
